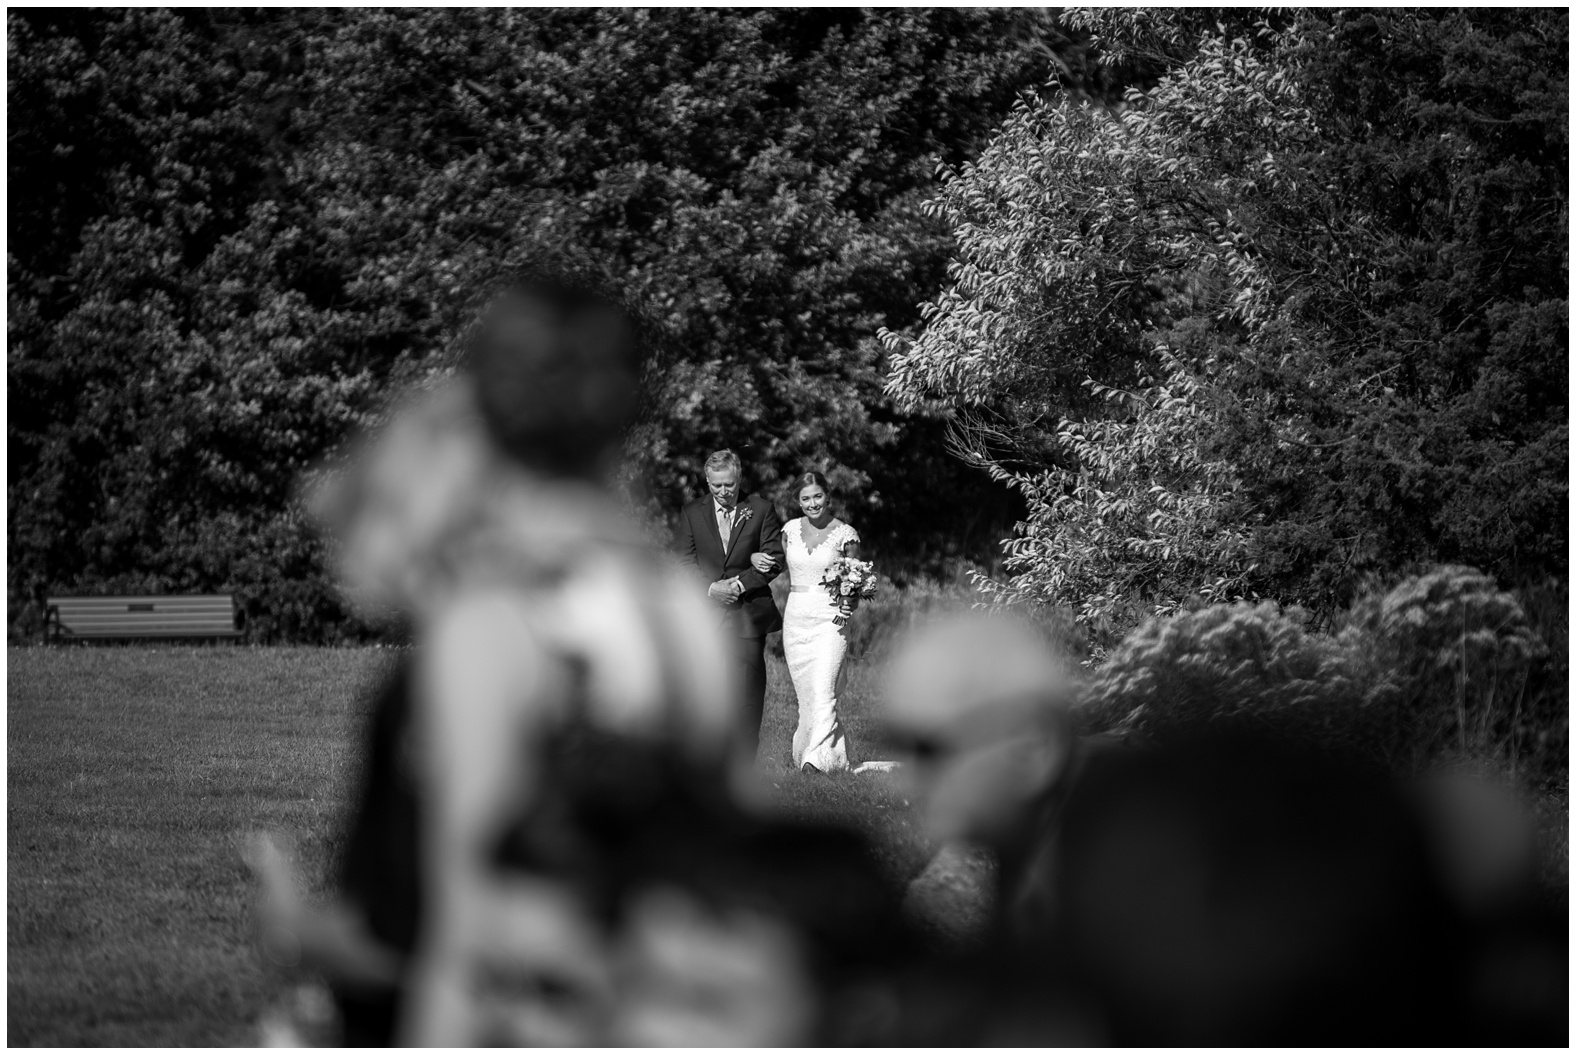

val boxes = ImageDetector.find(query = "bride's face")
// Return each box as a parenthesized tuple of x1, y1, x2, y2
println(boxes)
(797, 483, 828, 521)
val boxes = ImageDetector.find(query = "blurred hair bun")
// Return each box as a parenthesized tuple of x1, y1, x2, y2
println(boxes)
(466, 277, 641, 478)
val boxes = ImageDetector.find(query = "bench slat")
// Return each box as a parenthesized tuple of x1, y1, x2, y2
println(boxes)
(63, 629, 242, 638)
(55, 609, 235, 620)
(48, 595, 234, 606)
(59, 618, 236, 624)
(51, 599, 233, 608)
(61, 618, 237, 624)
(56, 606, 232, 613)
(48, 597, 233, 607)
(54, 611, 232, 619)
(52, 603, 234, 613)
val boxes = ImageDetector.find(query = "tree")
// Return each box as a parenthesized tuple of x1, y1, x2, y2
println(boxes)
(884, 8, 1567, 644)
(9, 9, 1060, 639)
(9, 10, 365, 640)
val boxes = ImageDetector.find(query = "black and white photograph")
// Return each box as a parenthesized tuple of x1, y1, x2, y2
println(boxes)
(7, 7, 1569, 1046)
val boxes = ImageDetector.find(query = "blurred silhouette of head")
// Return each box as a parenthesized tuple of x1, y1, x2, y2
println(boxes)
(1049, 734, 1462, 1045)
(308, 275, 643, 615)
(464, 277, 642, 481)
(882, 611, 1073, 845)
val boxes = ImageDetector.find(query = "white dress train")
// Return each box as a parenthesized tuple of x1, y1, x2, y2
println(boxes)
(782, 518, 860, 772)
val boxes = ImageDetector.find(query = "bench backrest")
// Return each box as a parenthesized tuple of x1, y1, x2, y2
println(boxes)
(46, 595, 240, 639)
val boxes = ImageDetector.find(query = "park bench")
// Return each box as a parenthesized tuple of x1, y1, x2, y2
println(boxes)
(45, 594, 242, 643)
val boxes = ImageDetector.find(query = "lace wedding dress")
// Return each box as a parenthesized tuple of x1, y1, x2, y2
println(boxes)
(782, 518, 860, 772)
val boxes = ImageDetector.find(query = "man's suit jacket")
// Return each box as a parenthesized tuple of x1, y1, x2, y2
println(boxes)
(676, 493, 785, 637)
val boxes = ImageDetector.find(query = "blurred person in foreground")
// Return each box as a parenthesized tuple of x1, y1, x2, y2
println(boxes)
(250, 277, 917, 1046)
(1028, 735, 1562, 1045)
(883, 611, 1079, 937)
(249, 280, 735, 1043)
(879, 612, 1565, 1045)
(249, 378, 503, 1044)
(392, 279, 745, 1044)
(1405, 767, 1567, 1044)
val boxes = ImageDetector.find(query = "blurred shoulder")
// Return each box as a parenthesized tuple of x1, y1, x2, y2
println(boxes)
(427, 588, 538, 646)
(417, 589, 552, 721)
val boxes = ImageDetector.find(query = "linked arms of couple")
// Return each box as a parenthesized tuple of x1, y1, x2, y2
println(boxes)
(710, 550, 781, 602)
(675, 501, 785, 604)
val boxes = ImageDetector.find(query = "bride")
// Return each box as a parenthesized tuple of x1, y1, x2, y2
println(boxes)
(754, 472, 868, 774)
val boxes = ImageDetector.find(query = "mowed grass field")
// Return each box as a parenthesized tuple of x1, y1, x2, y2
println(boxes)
(8, 645, 972, 1046)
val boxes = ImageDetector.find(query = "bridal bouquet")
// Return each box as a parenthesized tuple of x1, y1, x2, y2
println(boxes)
(821, 557, 877, 627)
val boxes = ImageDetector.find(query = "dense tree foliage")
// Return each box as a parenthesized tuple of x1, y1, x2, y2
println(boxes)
(886, 8, 1567, 642)
(10, 8, 1063, 639)
(12, 9, 1566, 645)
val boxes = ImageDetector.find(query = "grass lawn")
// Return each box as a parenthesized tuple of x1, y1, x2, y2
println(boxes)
(8, 644, 974, 1046)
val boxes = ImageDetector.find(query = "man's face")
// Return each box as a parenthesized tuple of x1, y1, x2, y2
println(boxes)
(705, 467, 740, 509)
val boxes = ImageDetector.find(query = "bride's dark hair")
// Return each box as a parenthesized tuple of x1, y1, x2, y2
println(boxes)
(792, 471, 831, 496)
(464, 275, 643, 479)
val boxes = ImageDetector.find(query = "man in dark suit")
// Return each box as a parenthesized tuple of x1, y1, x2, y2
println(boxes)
(675, 449, 785, 758)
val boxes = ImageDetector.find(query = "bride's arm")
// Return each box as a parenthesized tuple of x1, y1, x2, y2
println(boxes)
(839, 520, 862, 563)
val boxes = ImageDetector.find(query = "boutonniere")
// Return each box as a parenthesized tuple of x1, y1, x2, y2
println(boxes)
(737, 506, 754, 524)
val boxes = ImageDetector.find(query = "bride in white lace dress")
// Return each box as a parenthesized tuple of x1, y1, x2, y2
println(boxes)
(770, 472, 864, 774)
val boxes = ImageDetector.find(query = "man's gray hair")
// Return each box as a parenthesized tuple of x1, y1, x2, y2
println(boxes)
(704, 449, 743, 476)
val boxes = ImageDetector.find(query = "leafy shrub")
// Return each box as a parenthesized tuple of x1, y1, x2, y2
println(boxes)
(1078, 600, 1383, 762)
(1339, 566, 1557, 784)
(1081, 566, 1563, 785)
